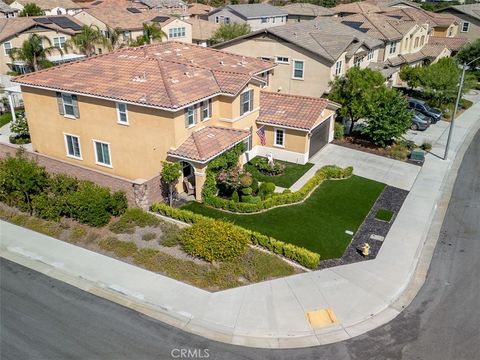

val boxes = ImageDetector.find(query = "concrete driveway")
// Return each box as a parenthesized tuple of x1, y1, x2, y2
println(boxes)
(404, 120, 450, 146)
(292, 144, 421, 191)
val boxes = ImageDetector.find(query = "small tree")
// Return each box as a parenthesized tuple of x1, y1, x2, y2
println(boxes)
(456, 38, 480, 69)
(19, 3, 44, 17)
(9, 34, 58, 72)
(65, 25, 108, 57)
(210, 23, 251, 45)
(129, 23, 166, 47)
(329, 67, 385, 134)
(399, 65, 422, 90)
(161, 161, 182, 206)
(362, 88, 412, 147)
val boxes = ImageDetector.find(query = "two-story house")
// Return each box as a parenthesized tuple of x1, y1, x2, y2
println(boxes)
(9, 0, 83, 16)
(336, 13, 449, 85)
(207, 4, 288, 31)
(0, 0, 18, 18)
(74, 7, 192, 48)
(0, 15, 85, 74)
(213, 18, 383, 97)
(12, 42, 340, 204)
(282, 3, 335, 23)
(436, 4, 480, 42)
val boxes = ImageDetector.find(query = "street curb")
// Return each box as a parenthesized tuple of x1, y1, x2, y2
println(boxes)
(1, 108, 479, 349)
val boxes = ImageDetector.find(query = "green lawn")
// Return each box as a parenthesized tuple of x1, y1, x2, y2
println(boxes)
(243, 159, 314, 188)
(375, 209, 394, 222)
(0, 112, 13, 128)
(182, 176, 385, 259)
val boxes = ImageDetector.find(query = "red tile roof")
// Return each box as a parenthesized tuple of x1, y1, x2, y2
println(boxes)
(428, 36, 469, 51)
(13, 42, 275, 111)
(168, 126, 250, 162)
(257, 91, 336, 131)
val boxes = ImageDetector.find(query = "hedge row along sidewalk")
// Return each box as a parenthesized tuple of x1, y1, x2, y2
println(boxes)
(151, 203, 321, 269)
(203, 165, 354, 213)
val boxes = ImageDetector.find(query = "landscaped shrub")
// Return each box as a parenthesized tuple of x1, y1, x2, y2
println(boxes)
(68, 182, 112, 227)
(108, 191, 128, 216)
(239, 175, 253, 188)
(110, 208, 160, 233)
(258, 182, 276, 200)
(334, 122, 344, 140)
(231, 190, 240, 202)
(180, 219, 249, 262)
(421, 141, 432, 151)
(387, 143, 409, 160)
(142, 232, 157, 241)
(99, 236, 138, 257)
(9, 133, 31, 145)
(250, 157, 285, 176)
(241, 187, 252, 195)
(31, 194, 64, 221)
(151, 203, 321, 269)
(251, 178, 259, 193)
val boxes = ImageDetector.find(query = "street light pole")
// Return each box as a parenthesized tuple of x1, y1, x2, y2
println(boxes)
(444, 55, 480, 160)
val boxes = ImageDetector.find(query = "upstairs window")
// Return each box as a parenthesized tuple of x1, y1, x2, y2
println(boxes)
(169, 27, 186, 38)
(53, 36, 66, 49)
(3, 41, 12, 56)
(94, 140, 111, 167)
(292, 60, 304, 79)
(414, 37, 419, 48)
(116, 102, 128, 124)
(335, 60, 342, 76)
(64, 134, 81, 159)
(56, 92, 80, 118)
(420, 35, 425, 46)
(367, 50, 374, 61)
(461, 22, 469, 32)
(389, 41, 397, 54)
(275, 56, 289, 64)
(274, 128, 284, 147)
(240, 89, 254, 116)
(185, 105, 196, 127)
(261, 17, 268, 23)
(200, 99, 212, 121)
(354, 56, 363, 67)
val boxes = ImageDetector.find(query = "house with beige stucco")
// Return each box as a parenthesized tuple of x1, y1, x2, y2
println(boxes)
(0, 15, 85, 75)
(213, 17, 384, 97)
(436, 4, 480, 43)
(12, 42, 340, 203)
(9, 0, 83, 15)
(74, 6, 192, 50)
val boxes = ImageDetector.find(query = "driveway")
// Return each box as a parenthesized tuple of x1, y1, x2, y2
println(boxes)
(404, 120, 450, 147)
(292, 144, 420, 191)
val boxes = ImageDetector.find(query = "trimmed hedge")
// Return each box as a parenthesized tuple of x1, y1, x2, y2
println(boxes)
(202, 166, 353, 213)
(151, 203, 321, 269)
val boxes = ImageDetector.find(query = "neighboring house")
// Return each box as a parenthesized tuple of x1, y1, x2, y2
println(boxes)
(74, 7, 192, 48)
(335, 13, 447, 85)
(281, 3, 335, 23)
(436, 4, 480, 42)
(0, 15, 84, 74)
(207, 4, 288, 31)
(428, 35, 469, 55)
(9, 0, 83, 15)
(214, 18, 383, 97)
(187, 18, 218, 47)
(0, 0, 18, 18)
(139, 0, 187, 17)
(12, 42, 339, 203)
(187, 3, 214, 20)
(364, 0, 421, 10)
(332, 1, 384, 17)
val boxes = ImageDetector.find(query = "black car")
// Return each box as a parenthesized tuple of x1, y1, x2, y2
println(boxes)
(408, 98, 442, 124)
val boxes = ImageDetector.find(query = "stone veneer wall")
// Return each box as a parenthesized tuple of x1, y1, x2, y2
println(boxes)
(0, 143, 163, 209)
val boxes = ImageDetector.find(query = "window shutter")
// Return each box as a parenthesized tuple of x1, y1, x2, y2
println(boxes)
(56, 92, 64, 115)
(185, 108, 189, 128)
(208, 99, 212, 118)
(72, 95, 80, 118)
(249, 90, 254, 112)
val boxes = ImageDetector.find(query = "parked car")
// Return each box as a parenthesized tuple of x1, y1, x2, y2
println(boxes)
(410, 110, 431, 131)
(408, 98, 442, 123)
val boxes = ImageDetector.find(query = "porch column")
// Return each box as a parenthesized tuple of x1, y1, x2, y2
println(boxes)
(194, 171, 206, 202)
(7, 91, 16, 123)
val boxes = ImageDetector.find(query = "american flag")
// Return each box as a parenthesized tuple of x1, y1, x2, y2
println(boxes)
(256, 126, 266, 145)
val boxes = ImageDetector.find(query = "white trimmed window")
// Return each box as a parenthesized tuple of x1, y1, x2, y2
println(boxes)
(200, 99, 211, 121)
(367, 50, 374, 61)
(461, 22, 469, 32)
(185, 105, 196, 127)
(275, 56, 289, 64)
(61, 93, 76, 117)
(116, 102, 128, 124)
(94, 140, 111, 167)
(240, 89, 254, 116)
(354, 56, 363, 67)
(215, 16, 219, 23)
(64, 134, 81, 159)
(53, 36, 65, 48)
(169, 27, 186, 38)
(224, 17, 230, 24)
(292, 60, 304, 79)
(274, 128, 284, 147)
(3, 41, 12, 55)
(261, 17, 268, 23)
(335, 60, 342, 76)
(389, 41, 397, 54)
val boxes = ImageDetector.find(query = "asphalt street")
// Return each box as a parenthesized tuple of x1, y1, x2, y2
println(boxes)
(1, 130, 479, 360)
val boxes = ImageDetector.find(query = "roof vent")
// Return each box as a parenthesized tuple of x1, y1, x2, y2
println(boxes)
(184, 71, 191, 77)
(207, 133, 215, 138)
(170, 78, 179, 84)
(132, 72, 147, 82)
(219, 60, 224, 65)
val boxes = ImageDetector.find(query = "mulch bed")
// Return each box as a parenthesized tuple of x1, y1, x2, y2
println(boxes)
(333, 136, 391, 158)
(317, 185, 408, 269)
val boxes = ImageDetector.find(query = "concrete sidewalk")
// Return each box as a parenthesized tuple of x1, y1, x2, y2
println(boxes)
(1, 101, 479, 349)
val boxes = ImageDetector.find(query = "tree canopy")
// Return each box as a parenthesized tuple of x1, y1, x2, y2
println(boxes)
(9, 34, 57, 72)
(19, 3, 44, 17)
(328, 67, 384, 134)
(210, 23, 251, 45)
(129, 23, 166, 47)
(456, 39, 480, 69)
(65, 25, 108, 57)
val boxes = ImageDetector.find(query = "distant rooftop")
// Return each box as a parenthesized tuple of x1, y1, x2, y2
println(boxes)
(437, 3, 480, 21)
(213, 4, 287, 19)
(280, 3, 335, 17)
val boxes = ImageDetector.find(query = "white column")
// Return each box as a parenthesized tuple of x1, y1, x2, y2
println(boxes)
(7, 92, 16, 123)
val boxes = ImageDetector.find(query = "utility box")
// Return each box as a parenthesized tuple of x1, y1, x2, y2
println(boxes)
(409, 149, 425, 165)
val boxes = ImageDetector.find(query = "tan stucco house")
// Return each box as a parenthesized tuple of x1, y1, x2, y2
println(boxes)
(213, 17, 383, 97)
(0, 15, 84, 74)
(9, 0, 83, 15)
(436, 4, 480, 42)
(12, 42, 339, 202)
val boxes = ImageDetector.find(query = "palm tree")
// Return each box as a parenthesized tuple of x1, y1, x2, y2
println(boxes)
(9, 34, 59, 72)
(65, 25, 108, 57)
(128, 23, 166, 47)
(105, 26, 123, 51)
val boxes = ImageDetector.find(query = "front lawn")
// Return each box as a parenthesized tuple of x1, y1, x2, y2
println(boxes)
(244, 158, 314, 188)
(0, 112, 13, 128)
(182, 175, 385, 259)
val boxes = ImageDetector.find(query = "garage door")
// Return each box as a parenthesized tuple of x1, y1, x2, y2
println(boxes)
(309, 119, 330, 158)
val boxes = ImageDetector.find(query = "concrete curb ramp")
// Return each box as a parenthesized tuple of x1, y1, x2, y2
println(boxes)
(1, 101, 479, 349)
